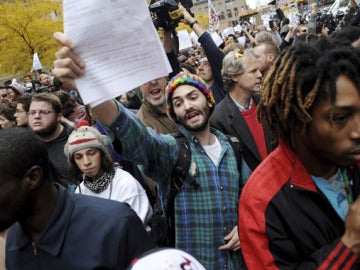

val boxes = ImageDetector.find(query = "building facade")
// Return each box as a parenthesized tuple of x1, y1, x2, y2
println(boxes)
(191, 0, 251, 27)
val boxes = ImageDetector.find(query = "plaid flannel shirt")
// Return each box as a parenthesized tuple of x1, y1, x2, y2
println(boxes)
(106, 101, 245, 270)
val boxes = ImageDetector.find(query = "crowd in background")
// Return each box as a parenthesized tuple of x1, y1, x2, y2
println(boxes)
(1, 0, 360, 269)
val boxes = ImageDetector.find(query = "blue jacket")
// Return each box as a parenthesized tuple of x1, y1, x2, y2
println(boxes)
(198, 31, 227, 104)
(6, 184, 155, 270)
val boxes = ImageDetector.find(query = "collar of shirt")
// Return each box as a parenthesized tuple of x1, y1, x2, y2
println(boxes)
(231, 96, 254, 111)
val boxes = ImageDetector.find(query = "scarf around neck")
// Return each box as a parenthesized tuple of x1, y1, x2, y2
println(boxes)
(83, 169, 115, 194)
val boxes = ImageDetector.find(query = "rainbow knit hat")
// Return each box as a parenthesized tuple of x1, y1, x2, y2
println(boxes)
(166, 73, 215, 123)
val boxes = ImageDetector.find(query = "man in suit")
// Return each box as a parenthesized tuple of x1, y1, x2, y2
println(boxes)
(211, 49, 276, 182)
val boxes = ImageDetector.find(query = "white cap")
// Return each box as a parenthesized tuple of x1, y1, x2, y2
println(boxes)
(130, 248, 207, 270)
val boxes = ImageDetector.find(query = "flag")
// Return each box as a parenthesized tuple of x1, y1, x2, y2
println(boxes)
(208, 0, 219, 32)
(32, 53, 42, 71)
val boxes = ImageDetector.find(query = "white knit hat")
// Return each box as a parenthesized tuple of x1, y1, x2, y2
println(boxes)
(8, 81, 27, 94)
(130, 248, 207, 270)
(64, 121, 109, 160)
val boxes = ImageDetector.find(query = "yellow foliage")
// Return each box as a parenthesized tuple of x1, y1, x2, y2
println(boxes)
(0, 0, 63, 77)
(176, 12, 209, 33)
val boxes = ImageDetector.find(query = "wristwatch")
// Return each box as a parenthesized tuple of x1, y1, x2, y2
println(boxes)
(189, 20, 198, 28)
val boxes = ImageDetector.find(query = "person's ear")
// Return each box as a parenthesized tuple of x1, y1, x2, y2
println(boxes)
(23, 165, 42, 190)
(56, 112, 63, 123)
(267, 53, 275, 64)
(231, 75, 239, 82)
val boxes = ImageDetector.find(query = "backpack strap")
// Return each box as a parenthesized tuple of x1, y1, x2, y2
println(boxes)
(155, 133, 243, 247)
(171, 132, 241, 193)
(160, 131, 200, 246)
(171, 131, 199, 192)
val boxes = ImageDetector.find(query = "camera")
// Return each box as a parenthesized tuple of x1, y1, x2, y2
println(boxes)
(149, 0, 184, 31)
(24, 77, 63, 94)
(149, 0, 193, 31)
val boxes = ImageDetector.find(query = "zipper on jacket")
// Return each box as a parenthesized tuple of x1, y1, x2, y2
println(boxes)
(32, 241, 38, 256)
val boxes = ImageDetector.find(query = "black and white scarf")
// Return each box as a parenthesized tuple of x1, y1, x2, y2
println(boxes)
(83, 169, 115, 194)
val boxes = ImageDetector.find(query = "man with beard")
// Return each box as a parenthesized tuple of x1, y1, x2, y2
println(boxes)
(52, 33, 246, 269)
(28, 93, 75, 186)
(0, 128, 155, 270)
(252, 41, 279, 76)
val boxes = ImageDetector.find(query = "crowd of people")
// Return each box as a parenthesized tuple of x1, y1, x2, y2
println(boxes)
(1, 0, 360, 269)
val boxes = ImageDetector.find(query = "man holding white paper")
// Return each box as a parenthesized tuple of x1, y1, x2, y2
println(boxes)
(52, 31, 246, 270)
(61, 0, 172, 105)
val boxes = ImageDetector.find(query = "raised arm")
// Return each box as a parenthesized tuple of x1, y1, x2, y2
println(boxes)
(52, 32, 118, 126)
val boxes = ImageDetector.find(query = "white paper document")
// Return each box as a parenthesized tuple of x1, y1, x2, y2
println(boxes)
(237, 36, 246, 47)
(233, 24, 242, 33)
(177, 29, 193, 51)
(221, 27, 235, 39)
(63, 0, 172, 105)
(190, 31, 200, 46)
(210, 32, 224, 47)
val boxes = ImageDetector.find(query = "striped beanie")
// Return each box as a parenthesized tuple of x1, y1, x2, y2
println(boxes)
(166, 73, 215, 123)
(64, 120, 109, 160)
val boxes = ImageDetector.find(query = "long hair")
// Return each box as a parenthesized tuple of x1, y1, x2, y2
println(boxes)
(68, 147, 114, 182)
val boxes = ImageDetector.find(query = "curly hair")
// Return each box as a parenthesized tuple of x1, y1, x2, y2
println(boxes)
(257, 41, 360, 141)
(0, 102, 16, 121)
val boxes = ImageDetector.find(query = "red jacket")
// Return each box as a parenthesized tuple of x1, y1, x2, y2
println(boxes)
(239, 142, 360, 269)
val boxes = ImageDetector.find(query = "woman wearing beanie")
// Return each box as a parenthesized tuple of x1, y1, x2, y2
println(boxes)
(64, 121, 153, 230)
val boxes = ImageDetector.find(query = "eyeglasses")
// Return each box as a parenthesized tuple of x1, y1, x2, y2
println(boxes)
(28, 110, 55, 116)
(15, 109, 26, 114)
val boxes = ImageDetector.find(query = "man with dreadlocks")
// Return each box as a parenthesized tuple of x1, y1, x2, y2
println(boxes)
(239, 41, 360, 268)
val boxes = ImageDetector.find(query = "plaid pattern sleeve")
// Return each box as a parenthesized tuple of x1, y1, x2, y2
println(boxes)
(108, 101, 178, 187)
(108, 103, 245, 270)
(173, 128, 245, 270)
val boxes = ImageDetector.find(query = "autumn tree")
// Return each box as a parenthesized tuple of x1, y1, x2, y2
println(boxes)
(0, 0, 63, 77)
(176, 12, 209, 33)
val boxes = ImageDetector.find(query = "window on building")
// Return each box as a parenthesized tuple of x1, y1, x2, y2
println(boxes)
(227, 9, 232, 18)
(234, 7, 238, 17)
(219, 11, 225, 21)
